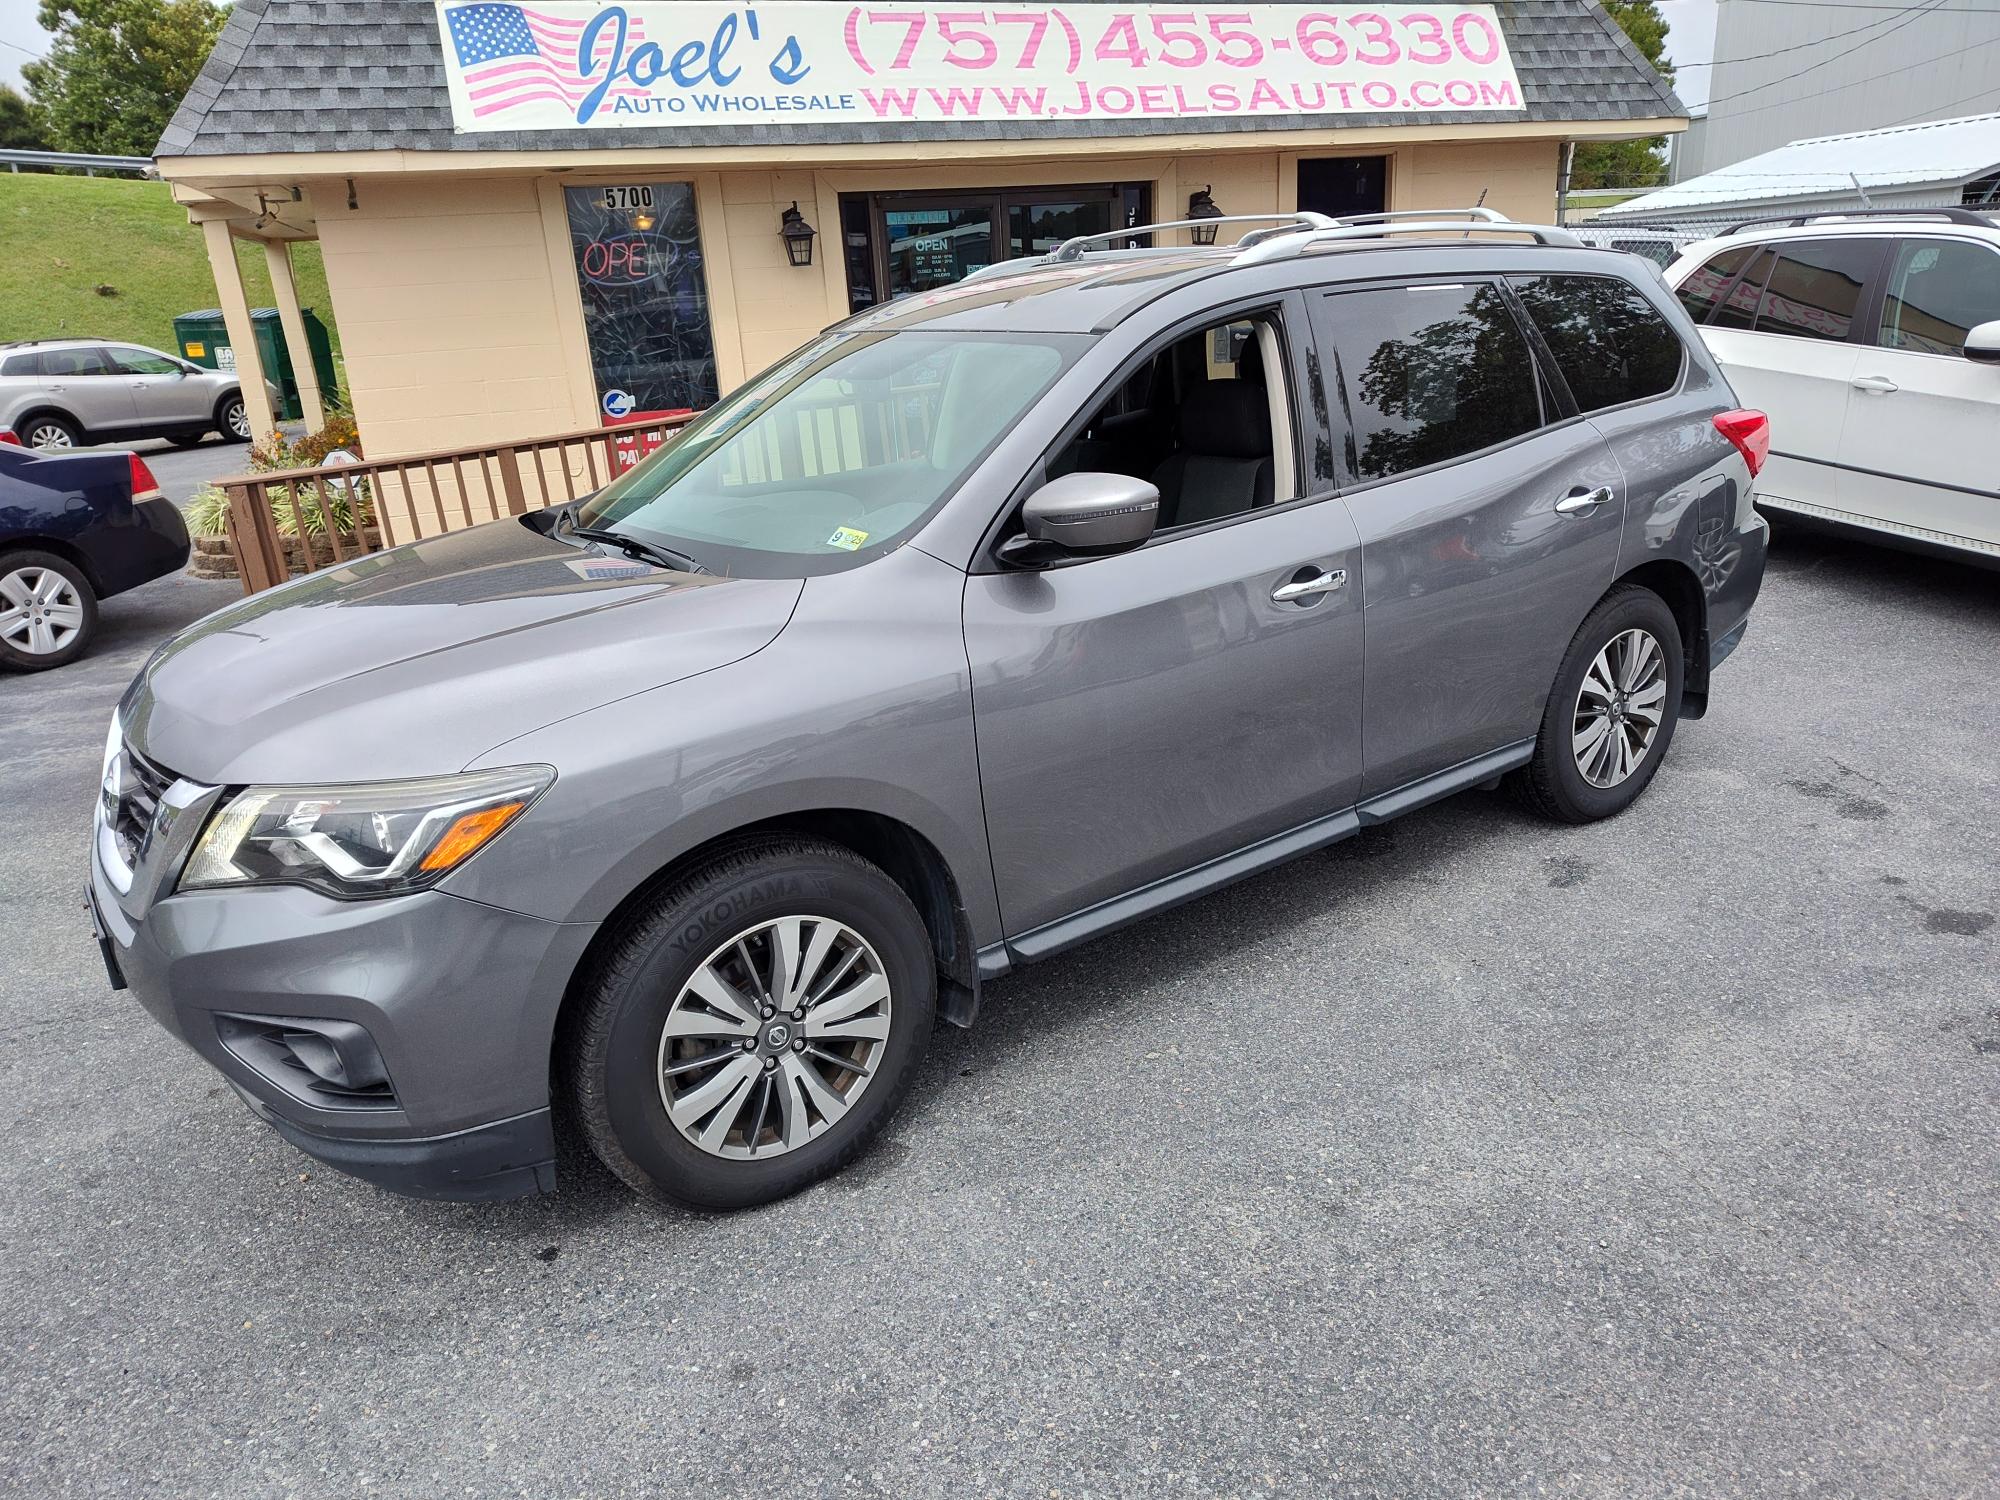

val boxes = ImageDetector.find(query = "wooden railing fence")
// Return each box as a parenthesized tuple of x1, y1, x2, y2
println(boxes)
(215, 415, 695, 593)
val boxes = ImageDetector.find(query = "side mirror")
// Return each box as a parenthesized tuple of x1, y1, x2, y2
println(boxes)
(1965, 320, 2000, 364)
(1017, 472, 1159, 557)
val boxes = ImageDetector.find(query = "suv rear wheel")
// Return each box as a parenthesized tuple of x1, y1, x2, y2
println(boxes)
(1512, 584, 1684, 823)
(564, 837, 935, 1210)
(17, 414, 79, 450)
(0, 550, 97, 670)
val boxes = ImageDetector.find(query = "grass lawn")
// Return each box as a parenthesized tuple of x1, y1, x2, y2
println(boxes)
(0, 174, 341, 372)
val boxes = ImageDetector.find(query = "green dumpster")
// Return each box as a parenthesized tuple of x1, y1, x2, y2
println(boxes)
(171, 307, 339, 424)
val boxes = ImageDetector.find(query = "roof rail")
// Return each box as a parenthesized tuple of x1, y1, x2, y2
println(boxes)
(1048, 212, 1337, 263)
(1722, 206, 1998, 235)
(1233, 208, 1582, 265)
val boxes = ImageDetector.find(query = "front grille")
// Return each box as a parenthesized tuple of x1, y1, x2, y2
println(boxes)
(102, 744, 177, 875)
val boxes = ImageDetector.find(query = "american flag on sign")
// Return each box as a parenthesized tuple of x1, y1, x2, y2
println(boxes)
(443, 3, 650, 119)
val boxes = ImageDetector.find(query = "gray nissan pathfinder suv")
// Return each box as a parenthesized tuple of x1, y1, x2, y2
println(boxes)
(89, 210, 1770, 1210)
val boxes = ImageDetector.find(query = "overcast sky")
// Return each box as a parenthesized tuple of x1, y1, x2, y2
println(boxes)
(0, 1, 1723, 111)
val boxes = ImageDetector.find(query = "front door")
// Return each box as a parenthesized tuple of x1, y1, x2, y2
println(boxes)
(1311, 279, 1625, 794)
(963, 303, 1363, 939)
(1837, 235, 2000, 549)
(106, 345, 210, 428)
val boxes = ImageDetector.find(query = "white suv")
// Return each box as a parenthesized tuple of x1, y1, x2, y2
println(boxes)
(0, 338, 277, 450)
(1664, 208, 2000, 565)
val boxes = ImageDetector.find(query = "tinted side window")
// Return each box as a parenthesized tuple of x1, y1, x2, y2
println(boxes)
(1750, 239, 1877, 341)
(1511, 274, 1685, 412)
(1878, 239, 2000, 355)
(1324, 281, 1544, 482)
(1675, 244, 1755, 324)
(38, 347, 114, 377)
(1, 352, 40, 377)
(1707, 248, 1775, 331)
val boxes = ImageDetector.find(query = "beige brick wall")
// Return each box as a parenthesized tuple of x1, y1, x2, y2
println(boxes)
(315, 176, 587, 459)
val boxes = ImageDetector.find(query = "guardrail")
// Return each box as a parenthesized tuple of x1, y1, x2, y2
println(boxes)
(214, 415, 694, 593)
(0, 148, 155, 176)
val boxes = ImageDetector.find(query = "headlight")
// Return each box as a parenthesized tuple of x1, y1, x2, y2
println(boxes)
(179, 766, 554, 899)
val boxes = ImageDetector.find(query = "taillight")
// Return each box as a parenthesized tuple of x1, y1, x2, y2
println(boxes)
(1713, 409, 1769, 479)
(127, 453, 163, 499)
(0, 428, 20, 446)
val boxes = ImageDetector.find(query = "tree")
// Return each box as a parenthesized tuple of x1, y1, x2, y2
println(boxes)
(22, 0, 227, 157)
(1570, 1, 1677, 193)
(0, 86, 47, 151)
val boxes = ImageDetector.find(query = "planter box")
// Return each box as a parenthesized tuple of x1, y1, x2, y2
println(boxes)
(188, 528, 384, 582)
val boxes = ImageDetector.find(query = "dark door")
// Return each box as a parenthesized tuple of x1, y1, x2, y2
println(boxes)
(1297, 157, 1388, 220)
(857, 184, 1143, 306)
(1311, 279, 1624, 795)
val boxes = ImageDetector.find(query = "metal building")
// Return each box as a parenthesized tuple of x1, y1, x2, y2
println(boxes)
(1598, 110, 2000, 229)
(1679, 0, 2000, 179)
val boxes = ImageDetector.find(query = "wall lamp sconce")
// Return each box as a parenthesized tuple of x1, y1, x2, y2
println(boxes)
(780, 201, 817, 267)
(1186, 185, 1224, 245)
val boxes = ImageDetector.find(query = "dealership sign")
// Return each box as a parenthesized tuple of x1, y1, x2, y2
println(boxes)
(436, 3, 1523, 131)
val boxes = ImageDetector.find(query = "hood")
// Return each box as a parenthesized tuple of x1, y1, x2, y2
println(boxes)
(123, 518, 802, 784)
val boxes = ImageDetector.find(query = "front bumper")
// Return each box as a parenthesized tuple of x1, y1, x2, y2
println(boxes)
(90, 850, 596, 1202)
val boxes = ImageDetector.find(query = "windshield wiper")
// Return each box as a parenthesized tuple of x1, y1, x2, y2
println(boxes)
(559, 512, 706, 574)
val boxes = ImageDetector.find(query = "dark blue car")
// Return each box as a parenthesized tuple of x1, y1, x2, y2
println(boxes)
(0, 438, 190, 671)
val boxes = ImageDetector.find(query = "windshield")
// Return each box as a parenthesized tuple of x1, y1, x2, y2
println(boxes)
(575, 330, 1081, 576)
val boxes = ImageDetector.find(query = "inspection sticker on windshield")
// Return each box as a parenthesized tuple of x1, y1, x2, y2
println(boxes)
(827, 527, 870, 552)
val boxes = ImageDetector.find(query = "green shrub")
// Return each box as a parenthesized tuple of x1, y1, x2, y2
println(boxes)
(183, 479, 374, 540)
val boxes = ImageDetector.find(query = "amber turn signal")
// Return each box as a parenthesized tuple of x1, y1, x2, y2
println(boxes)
(419, 801, 530, 872)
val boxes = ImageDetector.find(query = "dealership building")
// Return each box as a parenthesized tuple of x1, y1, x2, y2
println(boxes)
(156, 0, 1684, 469)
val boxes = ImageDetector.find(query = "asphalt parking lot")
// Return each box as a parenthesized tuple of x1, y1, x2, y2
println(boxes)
(1, 525, 1995, 1498)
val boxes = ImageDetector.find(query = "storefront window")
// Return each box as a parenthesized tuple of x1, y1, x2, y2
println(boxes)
(885, 205, 997, 297)
(1007, 199, 1115, 259)
(564, 182, 719, 423)
(843, 184, 1150, 308)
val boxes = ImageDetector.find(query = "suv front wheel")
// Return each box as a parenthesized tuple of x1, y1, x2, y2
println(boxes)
(564, 837, 935, 1210)
(218, 394, 252, 442)
(1512, 584, 1684, 823)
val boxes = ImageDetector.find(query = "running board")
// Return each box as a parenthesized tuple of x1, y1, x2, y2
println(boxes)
(990, 739, 1534, 972)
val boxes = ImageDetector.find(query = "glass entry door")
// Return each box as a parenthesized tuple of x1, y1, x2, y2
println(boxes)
(884, 199, 999, 297)
(846, 184, 1147, 311)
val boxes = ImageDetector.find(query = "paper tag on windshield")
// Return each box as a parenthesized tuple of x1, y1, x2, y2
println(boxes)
(827, 527, 869, 552)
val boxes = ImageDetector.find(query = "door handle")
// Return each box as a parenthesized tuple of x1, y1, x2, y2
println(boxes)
(1271, 568, 1347, 603)
(1850, 374, 1899, 394)
(1555, 485, 1614, 516)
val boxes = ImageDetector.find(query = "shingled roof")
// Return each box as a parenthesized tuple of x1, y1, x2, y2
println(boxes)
(157, 0, 1684, 159)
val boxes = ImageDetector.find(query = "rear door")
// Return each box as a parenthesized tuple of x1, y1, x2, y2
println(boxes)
(1311, 277, 1625, 795)
(1676, 237, 1886, 515)
(1836, 235, 2000, 550)
(37, 346, 135, 434)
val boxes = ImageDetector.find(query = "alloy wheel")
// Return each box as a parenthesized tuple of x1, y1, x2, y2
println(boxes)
(1571, 627, 1667, 789)
(656, 915, 893, 1161)
(28, 423, 73, 450)
(225, 400, 251, 439)
(0, 566, 87, 656)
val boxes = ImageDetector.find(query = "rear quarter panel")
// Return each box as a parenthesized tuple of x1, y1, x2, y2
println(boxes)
(0, 447, 185, 596)
(1592, 288, 1768, 669)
